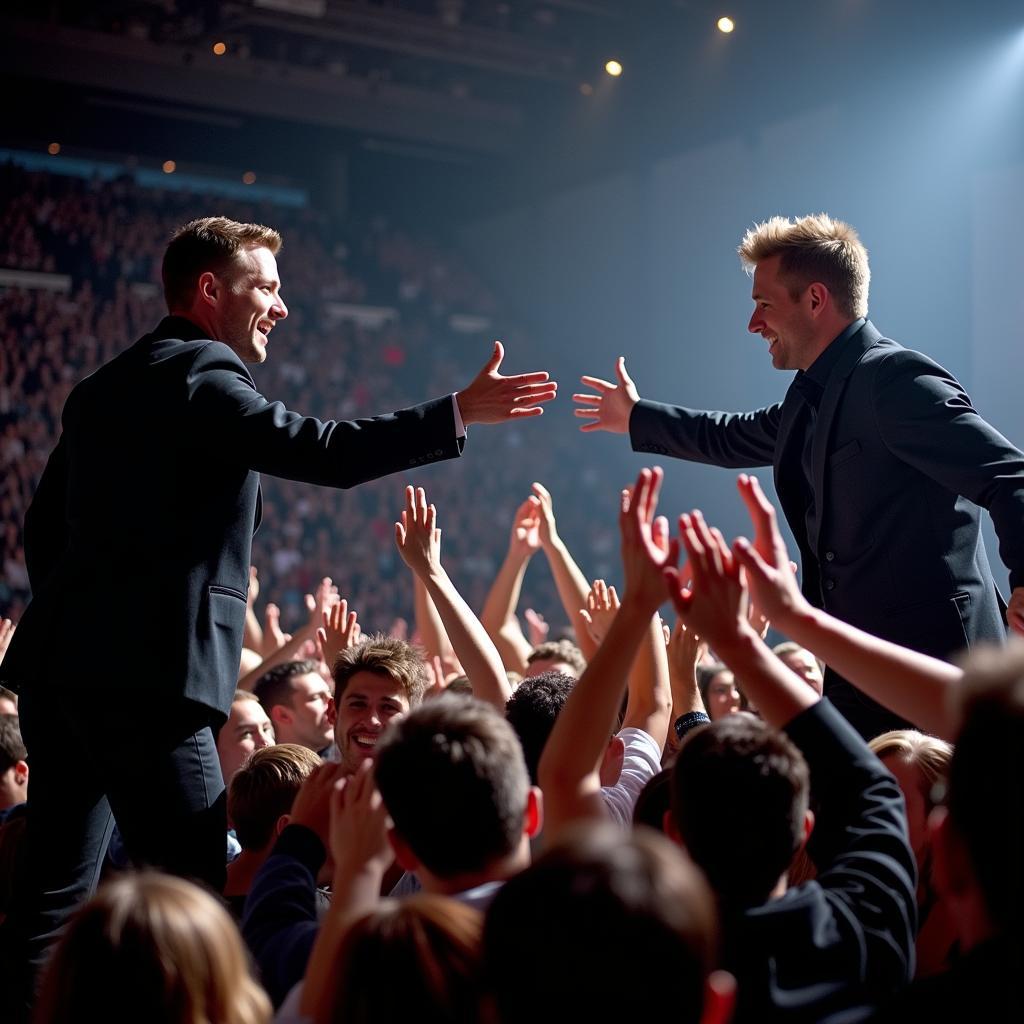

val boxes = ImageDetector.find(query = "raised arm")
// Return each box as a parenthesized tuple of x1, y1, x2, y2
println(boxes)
(538, 467, 677, 839)
(531, 482, 597, 659)
(732, 474, 960, 739)
(455, 341, 557, 424)
(244, 565, 264, 653)
(412, 573, 461, 676)
(665, 618, 709, 753)
(480, 496, 541, 674)
(395, 486, 511, 709)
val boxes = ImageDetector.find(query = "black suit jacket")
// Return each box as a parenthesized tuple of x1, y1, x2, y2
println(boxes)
(2, 317, 464, 717)
(631, 321, 1024, 668)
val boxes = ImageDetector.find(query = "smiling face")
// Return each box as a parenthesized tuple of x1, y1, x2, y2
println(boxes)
(746, 254, 822, 372)
(217, 697, 275, 782)
(211, 246, 288, 364)
(331, 671, 411, 775)
(706, 670, 741, 721)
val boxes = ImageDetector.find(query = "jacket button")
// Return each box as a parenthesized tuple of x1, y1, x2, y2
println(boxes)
(825, 579, 836, 591)
(825, 551, 835, 562)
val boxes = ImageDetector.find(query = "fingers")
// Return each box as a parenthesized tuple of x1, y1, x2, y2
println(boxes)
(579, 375, 615, 392)
(483, 340, 504, 373)
(607, 584, 620, 609)
(615, 356, 634, 387)
(530, 481, 551, 505)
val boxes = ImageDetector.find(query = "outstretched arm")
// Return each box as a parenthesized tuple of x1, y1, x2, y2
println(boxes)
(480, 496, 541, 674)
(731, 474, 960, 739)
(572, 356, 639, 434)
(539, 468, 677, 840)
(395, 486, 511, 709)
(456, 341, 557, 424)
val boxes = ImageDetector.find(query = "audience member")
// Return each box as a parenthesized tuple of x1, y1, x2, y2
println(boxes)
(218, 690, 277, 784)
(253, 661, 334, 754)
(0, 715, 28, 819)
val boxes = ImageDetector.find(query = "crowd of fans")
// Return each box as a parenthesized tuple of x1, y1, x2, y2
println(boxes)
(0, 164, 1021, 1023)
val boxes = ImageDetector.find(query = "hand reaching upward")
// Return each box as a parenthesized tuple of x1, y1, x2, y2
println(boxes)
(574, 357, 640, 434)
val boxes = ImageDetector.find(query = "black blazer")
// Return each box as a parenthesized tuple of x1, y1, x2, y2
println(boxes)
(630, 321, 1024, 663)
(2, 317, 464, 717)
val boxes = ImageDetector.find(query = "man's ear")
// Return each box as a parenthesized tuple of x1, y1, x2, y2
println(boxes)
(663, 808, 683, 844)
(524, 786, 543, 839)
(806, 281, 830, 316)
(275, 813, 291, 837)
(800, 807, 815, 848)
(388, 828, 419, 874)
(700, 970, 737, 1024)
(196, 269, 222, 309)
(326, 697, 337, 726)
(270, 704, 293, 726)
(14, 760, 28, 786)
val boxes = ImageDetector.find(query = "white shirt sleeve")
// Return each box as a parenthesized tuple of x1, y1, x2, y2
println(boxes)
(600, 727, 662, 826)
(451, 393, 466, 438)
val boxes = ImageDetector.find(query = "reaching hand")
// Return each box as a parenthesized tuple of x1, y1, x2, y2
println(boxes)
(388, 617, 409, 641)
(667, 617, 708, 683)
(732, 474, 811, 627)
(508, 495, 542, 558)
(0, 617, 15, 665)
(524, 607, 549, 647)
(530, 482, 561, 548)
(1007, 587, 1024, 635)
(619, 466, 678, 613)
(289, 762, 346, 848)
(579, 579, 621, 646)
(667, 510, 750, 650)
(247, 565, 260, 609)
(395, 485, 442, 578)
(424, 654, 449, 700)
(262, 602, 291, 656)
(318, 598, 362, 673)
(456, 341, 557, 425)
(328, 760, 394, 883)
(574, 357, 640, 434)
(303, 577, 340, 637)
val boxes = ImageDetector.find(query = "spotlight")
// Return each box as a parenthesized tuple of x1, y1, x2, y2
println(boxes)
(717, 16, 735, 33)
(162, 160, 176, 174)
(604, 59, 622, 77)
(242, 171, 256, 185)
(212, 41, 227, 55)
(47, 142, 61, 155)
(579, 82, 593, 96)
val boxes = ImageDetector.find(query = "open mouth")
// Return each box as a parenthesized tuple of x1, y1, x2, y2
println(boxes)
(257, 320, 274, 337)
(351, 734, 379, 753)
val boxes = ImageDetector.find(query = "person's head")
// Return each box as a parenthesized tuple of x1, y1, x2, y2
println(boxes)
(217, 690, 275, 783)
(162, 216, 287, 364)
(524, 639, 587, 679)
(484, 823, 734, 1024)
(0, 714, 28, 811)
(504, 670, 576, 784)
(633, 767, 674, 834)
(930, 644, 1024, 946)
(228, 743, 322, 852)
(670, 714, 812, 909)
(868, 730, 952, 881)
(330, 634, 429, 775)
(314, 894, 483, 1024)
(698, 663, 742, 721)
(0, 685, 18, 716)
(375, 694, 540, 889)
(33, 871, 271, 1024)
(739, 214, 869, 371)
(772, 641, 825, 697)
(253, 660, 334, 753)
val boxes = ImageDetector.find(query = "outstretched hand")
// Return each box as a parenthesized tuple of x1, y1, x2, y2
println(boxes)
(619, 466, 678, 613)
(574, 356, 640, 434)
(508, 495, 542, 557)
(456, 341, 557, 425)
(732, 474, 810, 628)
(328, 759, 394, 883)
(579, 579, 621, 646)
(318, 598, 361, 673)
(395, 485, 442, 578)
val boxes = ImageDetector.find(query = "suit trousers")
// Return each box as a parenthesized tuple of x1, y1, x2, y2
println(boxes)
(0, 686, 227, 1021)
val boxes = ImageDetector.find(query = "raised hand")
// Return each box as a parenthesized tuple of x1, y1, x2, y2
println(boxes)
(424, 654, 449, 700)
(667, 510, 750, 650)
(289, 762, 346, 848)
(667, 617, 708, 683)
(530, 482, 560, 548)
(524, 607, 549, 646)
(262, 602, 291, 656)
(732, 474, 810, 628)
(318, 598, 362, 672)
(0, 617, 15, 665)
(509, 495, 542, 557)
(388, 617, 409, 641)
(456, 341, 557, 425)
(619, 466, 678, 613)
(394, 485, 442, 577)
(573, 356, 640, 434)
(579, 579, 621, 646)
(247, 565, 260, 608)
(328, 759, 393, 883)
(304, 577, 340, 636)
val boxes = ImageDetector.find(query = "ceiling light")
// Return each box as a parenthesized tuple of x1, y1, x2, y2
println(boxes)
(717, 16, 735, 33)
(47, 142, 61, 155)
(605, 59, 622, 77)
(162, 160, 176, 174)
(212, 41, 227, 55)
(242, 171, 256, 185)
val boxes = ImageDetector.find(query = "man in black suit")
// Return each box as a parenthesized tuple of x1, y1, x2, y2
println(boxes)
(574, 213, 1024, 738)
(0, 216, 555, 1007)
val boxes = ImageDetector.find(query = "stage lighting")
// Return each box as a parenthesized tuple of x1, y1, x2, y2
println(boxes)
(242, 171, 256, 184)
(605, 59, 622, 77)
(212, 41, 227, 55)
(579, 82, 593, 96)
(162, 160, 176, 174)
(717, 16, 735, 33)
(47, 142, 61, 155)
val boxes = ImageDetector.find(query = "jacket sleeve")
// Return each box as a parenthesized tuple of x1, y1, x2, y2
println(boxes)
(23, 434, 69, 592)
(185, 342, 465, 488)
(785, 699, 918, 997)
(873, 349, 1024, 590)
(629, 398, 780, 468)
(241, 824, 326, 1009)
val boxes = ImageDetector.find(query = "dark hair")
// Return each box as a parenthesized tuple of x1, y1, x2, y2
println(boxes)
(253, 660, 321, 712)
(315, 895, 482, 1024)
(333, 634, 428, 708)
(0, 714, 26, 773)
(632, 767, 673, 833)
(671, 714, 809, 909)
(948, 646, 1024, 934)
(375, 695, 530, 879)
(162, 216, 281, 311)
(526, 639, 587, 678)
(504, 671, 575, 784)
(227, 744, 321, 850)
(484, 824, 718, 1023)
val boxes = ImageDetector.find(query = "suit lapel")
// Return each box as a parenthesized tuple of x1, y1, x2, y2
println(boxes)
(808, 321, 882, 551)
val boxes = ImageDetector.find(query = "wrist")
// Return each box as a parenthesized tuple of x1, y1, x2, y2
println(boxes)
(455, 390, 476, 427)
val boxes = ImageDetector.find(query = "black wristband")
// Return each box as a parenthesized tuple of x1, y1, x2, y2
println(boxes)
(674, 711, 711, 742)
